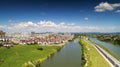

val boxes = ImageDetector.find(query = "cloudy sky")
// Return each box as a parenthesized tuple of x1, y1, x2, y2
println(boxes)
(0, 0, 120, 32)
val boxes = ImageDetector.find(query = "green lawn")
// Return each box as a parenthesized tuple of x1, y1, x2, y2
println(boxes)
(0, 45, 60, 67)
(79, 36, 110, 67)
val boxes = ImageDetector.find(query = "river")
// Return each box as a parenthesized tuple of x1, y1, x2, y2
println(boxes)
(90, 37, 120, 60)
(41, 38, 82, 67)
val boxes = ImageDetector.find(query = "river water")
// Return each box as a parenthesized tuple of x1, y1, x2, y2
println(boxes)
(41, 38, 82, 67)
(90, 37, 120, 60)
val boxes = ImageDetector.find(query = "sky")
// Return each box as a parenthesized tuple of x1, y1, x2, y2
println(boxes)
(0, 0, 120, 32)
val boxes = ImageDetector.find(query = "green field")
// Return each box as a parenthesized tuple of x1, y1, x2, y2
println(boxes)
(79, 36, 110, 67)
(0, 45, 61, 67)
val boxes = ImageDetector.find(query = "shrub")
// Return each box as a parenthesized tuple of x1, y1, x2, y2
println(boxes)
(37, 47, 43, 51)
(35, 61, 41, 67)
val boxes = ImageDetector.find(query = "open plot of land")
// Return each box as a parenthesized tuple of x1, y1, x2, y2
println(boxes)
(0, 45, 60, 67)
(79, 36, 110, 67)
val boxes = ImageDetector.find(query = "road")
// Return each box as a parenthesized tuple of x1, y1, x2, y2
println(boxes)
(85, 37, 120, 67)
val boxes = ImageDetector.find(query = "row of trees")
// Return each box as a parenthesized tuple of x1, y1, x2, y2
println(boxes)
(97, 34, 120, 45)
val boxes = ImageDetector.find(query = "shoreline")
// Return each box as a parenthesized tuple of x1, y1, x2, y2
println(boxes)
(89, 38, 120, 61)
(79, 36, 110, 67)
(22, 43, 67, 67)
(48, 42, 67, 47)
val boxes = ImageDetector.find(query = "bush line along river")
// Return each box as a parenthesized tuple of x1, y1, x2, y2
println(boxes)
(79, 36, 110, 67)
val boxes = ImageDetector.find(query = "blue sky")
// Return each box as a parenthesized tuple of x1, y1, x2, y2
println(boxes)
(0, 0, 120, 32)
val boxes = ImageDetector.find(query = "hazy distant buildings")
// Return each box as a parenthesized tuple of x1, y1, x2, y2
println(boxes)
(0, 31, 74, 47)
(20, 33, 74, 45)
(0, 30, 5, 38)
(0, 30, 13, 47)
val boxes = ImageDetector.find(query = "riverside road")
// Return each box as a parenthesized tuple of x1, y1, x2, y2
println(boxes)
(86, 38, 120, 67)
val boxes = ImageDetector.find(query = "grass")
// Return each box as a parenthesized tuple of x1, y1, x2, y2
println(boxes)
(89, 39, 120, 61)
(0, 44, 61, 67)
(79, 36, 110, 67)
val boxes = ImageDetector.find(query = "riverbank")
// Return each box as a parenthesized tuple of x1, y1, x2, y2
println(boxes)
(48, 42, 67, 47)
(41, 38, 82, 67)
(96, 34, 120, 45)
(79, 36, 110, 67)
(89, 38, 120, 61)
(0, 44, 65, 67)
(23, 43, 67, 67)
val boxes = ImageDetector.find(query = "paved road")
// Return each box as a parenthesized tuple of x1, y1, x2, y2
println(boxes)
(85, 37, 120, 67)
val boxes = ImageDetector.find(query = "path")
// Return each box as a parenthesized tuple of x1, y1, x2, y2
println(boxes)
(85, 37, 120, 67)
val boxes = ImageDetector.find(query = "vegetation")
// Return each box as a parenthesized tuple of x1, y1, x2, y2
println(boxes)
(77, 33, 120, 45)
(79, 36, 110, 67)
(89, 39, 120, 61)
(97, 34, 120, 45)
(0, 44, 61, 67)
(68, 33, 80, 42)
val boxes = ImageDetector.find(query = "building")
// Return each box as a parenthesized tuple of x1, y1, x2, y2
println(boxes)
(0, 30, 5, 38)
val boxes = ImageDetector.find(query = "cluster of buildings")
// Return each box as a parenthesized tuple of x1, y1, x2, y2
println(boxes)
(0, 31, 13, 47)
(20, 33, 73, 45)
(0, 30, 74, 47)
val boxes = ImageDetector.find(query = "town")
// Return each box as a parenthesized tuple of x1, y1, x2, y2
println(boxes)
(0, 30, 74, 47)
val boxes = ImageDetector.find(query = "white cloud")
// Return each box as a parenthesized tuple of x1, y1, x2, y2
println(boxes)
(116, 10, 120, 13)
(0, 20, 119, 32)
(59, 22, 65, 26)
(8, 19, 17, 23)
(67, 23, 75, 25)
(84, 17, 88, 21)
(95, 2, 120, 12)
(8, 20, 13, 23)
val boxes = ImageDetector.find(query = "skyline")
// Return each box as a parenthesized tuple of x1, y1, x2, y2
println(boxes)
(0, 0, 120, 32)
